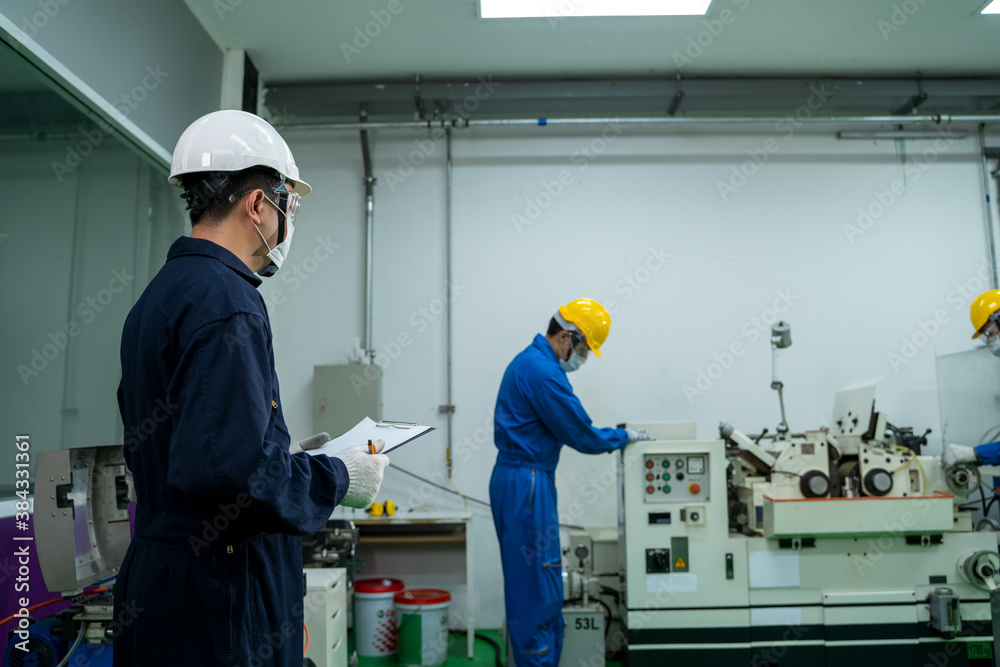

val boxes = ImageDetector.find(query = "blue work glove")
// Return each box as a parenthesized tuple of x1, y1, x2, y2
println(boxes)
(626, 428, 654, 444)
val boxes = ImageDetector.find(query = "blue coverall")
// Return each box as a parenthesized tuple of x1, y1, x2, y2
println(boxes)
(490, 334, 628, 667)
(976, 443, 1000, 464)
(114, 237, 350, 666)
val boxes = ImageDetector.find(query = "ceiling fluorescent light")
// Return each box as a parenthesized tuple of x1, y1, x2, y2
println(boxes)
(982, 0, 1000, 13)
(480, 0, 713, 19)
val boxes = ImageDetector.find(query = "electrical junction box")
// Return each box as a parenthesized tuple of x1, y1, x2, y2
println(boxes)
(313, 364, 382, 437)
(928, 587, 961, 637)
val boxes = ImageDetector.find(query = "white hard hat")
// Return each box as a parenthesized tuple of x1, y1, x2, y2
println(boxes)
(168, 109, 311, 195)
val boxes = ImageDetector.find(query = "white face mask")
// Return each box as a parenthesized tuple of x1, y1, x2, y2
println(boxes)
(254, 196, 294, 277)
(559, 350, 588, 373)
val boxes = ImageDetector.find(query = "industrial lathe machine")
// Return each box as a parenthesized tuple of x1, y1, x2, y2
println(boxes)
(620, 376, 1000, 667)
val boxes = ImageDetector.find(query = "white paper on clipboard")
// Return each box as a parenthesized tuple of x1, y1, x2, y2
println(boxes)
(305, 417, 435, 457)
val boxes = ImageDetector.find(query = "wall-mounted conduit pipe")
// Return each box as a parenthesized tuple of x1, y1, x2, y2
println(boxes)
(443, 128, 455, 478)
(980, 125, 999, 290)
(359, 110, 376, 361)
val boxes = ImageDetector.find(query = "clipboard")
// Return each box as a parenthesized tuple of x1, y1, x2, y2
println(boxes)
(306, 417, 435, 457)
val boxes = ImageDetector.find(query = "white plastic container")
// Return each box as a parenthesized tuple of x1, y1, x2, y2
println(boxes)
(394, 589, 451, 667)
(353, 578, 405, 657)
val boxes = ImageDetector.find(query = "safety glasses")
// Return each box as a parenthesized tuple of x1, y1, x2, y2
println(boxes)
(263, 184, 301, 227)
(231, 182, 301, 226)
(569, 331, 590, 357)
(980, 312, 1000, 340)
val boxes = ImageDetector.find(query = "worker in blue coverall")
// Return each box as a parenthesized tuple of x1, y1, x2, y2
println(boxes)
(114, 110, 390, 666)
(490, 298, 652, 667)
(944, 290, 1000, 468)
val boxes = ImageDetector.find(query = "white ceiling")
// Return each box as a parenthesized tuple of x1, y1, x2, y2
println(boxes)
(185, 0, 1000, 82)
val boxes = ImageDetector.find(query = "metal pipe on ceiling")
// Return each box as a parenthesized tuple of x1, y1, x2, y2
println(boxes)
(281, 114, 1000, 132)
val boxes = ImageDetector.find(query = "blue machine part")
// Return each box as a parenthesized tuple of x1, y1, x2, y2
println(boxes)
(3, 616, 113, 667)
(3, 617, 64, 667)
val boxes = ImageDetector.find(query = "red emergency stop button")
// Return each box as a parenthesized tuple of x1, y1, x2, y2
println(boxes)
(689, 483, 701, 494)
(646, 486, 655, 494)
(645, 460, 654, 469)
(646, 473, 654, 481)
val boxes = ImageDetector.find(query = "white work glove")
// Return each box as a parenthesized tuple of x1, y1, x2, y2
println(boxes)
(332, 444, 390, 509)
(942, 443, 979, 469)
(626, 428, 654, 444)
(289, 432, 330, 455)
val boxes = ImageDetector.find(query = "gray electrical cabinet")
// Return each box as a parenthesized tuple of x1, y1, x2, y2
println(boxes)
(313, 364, 383, 438)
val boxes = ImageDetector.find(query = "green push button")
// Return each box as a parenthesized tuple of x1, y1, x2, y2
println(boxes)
(663, 472, 671, 481)
(662, 460, 670, 468)
(663, 485, 671, 493)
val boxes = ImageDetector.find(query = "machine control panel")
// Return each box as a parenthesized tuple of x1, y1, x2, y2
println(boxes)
(642, 454, 709, 503)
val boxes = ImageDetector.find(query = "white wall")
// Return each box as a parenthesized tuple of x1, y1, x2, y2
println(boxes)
(270, 125, 997, 629)
(0, 138, 186, 489)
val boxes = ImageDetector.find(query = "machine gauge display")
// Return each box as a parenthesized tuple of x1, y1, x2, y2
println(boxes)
(687, 456, 705, 474)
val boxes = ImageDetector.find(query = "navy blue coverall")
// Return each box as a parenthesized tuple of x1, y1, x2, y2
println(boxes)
(490, 334, 628, 667)
(114, 237, 350, 666)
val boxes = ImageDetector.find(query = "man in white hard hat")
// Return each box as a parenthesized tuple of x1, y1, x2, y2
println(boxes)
(114, 110, 389, 666)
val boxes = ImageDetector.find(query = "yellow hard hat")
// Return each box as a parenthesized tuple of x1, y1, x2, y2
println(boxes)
(971, 290, 1000, 338)
(559, 298, 611, 357)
